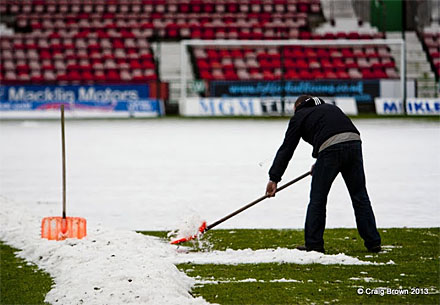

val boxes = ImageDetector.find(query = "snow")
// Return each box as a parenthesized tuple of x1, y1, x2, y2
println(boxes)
(349, 277, 383, 283)
(0, 119, 438, 231)
(172, 247, 380, 265)
(167, 214, 206, 243)
(0, 118, 438, 304)
(0, 197, 209, 305)
(194, 277, 303, 285)
(1, 196, 383, 305)
(381, 245, 402, 253)
(270, 278, 302, 283)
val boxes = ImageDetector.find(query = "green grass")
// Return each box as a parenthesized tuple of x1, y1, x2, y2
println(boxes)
(0, 241, 53, 305)
(141, 228, 440, 305)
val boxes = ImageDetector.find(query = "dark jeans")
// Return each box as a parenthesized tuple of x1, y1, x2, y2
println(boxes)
(305, 141, 381, 250)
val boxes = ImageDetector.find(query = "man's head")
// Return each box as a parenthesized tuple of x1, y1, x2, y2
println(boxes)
(294, 95, 312, 111)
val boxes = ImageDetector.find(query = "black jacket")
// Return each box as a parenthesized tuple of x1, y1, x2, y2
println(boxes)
(268, 97, 360, 182)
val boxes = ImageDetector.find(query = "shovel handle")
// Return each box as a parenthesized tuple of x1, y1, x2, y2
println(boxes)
(205, 171, 311, 232)
(61, 105, 66, 218)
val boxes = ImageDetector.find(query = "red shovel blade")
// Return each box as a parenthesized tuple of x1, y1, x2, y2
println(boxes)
(170, 221, 207, 245)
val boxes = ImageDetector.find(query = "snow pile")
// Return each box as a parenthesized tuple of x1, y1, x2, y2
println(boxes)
(172, 247, 378, 265)
(0, 197, 209, 305)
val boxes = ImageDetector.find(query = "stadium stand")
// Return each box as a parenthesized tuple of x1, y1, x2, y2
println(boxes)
(0, 1, 161, 83)
(184, 0, 398, 82)
(193, 42, 398, 80)
(190, 43, 398, 81)
(421, 30, 440, 80)
(0, 34, 158, 83)
(1, 0, 320, 40)
(0, 0, 401, 84)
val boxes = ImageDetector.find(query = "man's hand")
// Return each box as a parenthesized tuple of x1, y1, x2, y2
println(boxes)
(266, 181, 277, 197)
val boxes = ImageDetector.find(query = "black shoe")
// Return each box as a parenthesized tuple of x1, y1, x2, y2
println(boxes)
(367, 245, 381, 253)
(296, 245, 325, 254)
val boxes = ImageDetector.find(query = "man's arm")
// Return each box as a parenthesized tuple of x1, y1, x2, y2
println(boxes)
(268, 117, 301, 184)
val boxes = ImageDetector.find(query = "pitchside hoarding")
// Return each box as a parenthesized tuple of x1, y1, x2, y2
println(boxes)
(181, 97, 358, 116)
(0, 85, 164, 118)
(210, 80, 380, 103)
(375, 98, 440, 115)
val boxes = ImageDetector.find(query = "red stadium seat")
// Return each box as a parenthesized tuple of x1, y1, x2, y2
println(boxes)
(311, 68, 324, 79)
(224, 68, 238, 80)
(298, 69, 313, 79)
(336, 68, 350, 79)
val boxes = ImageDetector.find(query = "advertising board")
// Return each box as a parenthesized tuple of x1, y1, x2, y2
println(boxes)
(375, 98, 440, 115)
(210, 80, 380, 103)
(181, 97, 358, 116)
(0, 85, 163, 118)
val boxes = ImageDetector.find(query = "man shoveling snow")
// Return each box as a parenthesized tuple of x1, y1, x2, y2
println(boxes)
(266, 95, 382, 254)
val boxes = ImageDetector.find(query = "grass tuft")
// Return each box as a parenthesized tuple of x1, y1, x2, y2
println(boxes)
(0, 241, 53, 305)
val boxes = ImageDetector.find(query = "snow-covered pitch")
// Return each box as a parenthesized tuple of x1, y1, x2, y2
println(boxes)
(0, 118, 437, 304)
(0, 119, 438, 230)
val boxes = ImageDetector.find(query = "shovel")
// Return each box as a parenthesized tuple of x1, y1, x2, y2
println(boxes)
(41, 105, 87, 240)
(170, 171, 311, 244)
